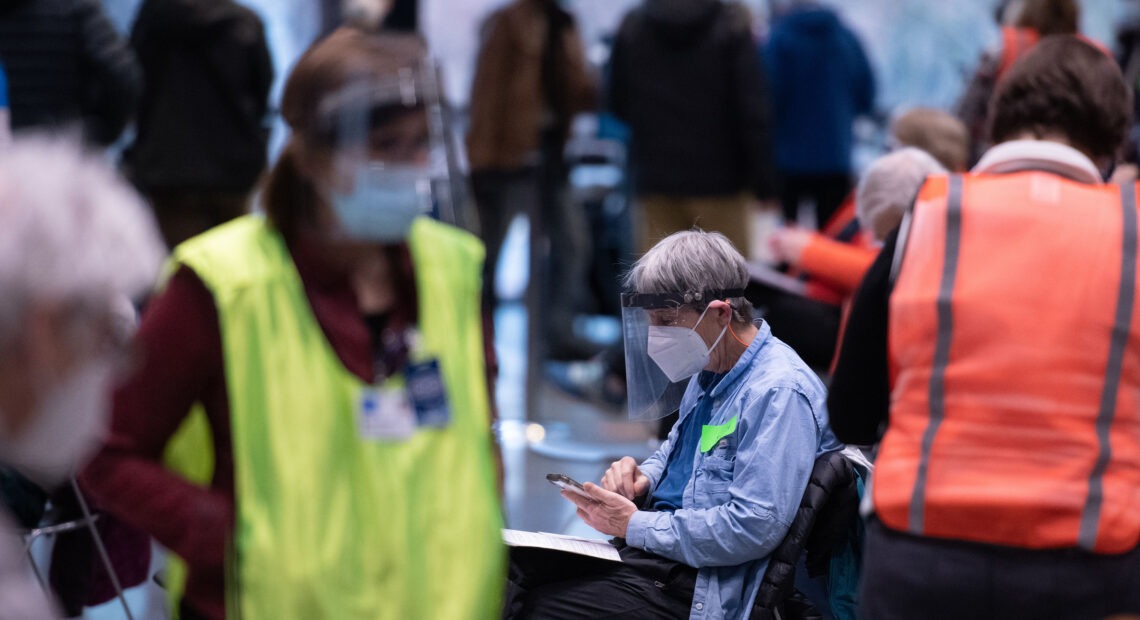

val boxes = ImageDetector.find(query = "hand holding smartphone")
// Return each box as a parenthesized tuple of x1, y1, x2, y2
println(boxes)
(546, 473, 596, 501)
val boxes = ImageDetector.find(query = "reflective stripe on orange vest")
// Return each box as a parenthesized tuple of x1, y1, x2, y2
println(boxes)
(878, 172, 1140, 553)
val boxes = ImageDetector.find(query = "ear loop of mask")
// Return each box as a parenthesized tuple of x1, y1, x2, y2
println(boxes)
(721, 299, 750, 347)
(694, 302, 730, 354)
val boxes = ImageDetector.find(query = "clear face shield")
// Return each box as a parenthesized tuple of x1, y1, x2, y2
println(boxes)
(318, 60, 454, 242)
(621, 288, 745, 420)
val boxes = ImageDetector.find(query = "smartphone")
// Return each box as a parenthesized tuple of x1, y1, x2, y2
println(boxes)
(546, 473, 595, 501)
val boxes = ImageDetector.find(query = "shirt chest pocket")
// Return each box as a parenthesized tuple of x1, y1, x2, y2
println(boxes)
(697, 432, 738, 496)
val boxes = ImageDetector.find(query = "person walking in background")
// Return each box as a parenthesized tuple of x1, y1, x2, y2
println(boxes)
(608, 0, 778, 256)
(83, 29, 505, 620)
(764, 0, 874, 229)
(0, 0, 140, 147)
(955, 0, 1079, 166)
(830, 36, 1140, 619)
(466, 0, 599, 360)
(0, 136, 165, 617)
(125, 0, 274, 249)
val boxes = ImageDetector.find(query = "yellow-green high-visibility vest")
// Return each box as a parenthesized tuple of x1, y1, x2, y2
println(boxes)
(172, 214, 505, 619)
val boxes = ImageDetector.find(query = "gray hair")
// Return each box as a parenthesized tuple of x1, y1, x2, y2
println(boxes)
(856, 147, 947, 242)
(625, 229, 753, 322)
(0, 136, 166, 345)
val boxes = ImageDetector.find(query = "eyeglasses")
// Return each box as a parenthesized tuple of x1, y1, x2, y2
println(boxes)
(647, 305, 700, 328)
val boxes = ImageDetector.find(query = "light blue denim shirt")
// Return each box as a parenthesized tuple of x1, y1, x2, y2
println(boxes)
(625, 320, 843, 620)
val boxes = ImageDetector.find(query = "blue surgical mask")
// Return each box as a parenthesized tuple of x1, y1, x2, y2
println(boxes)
(331, 163, 430, 242)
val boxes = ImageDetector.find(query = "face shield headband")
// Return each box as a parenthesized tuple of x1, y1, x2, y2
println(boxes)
(620, 288, 745, 420)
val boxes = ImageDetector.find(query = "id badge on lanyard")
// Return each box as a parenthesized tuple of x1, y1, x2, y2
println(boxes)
(357, 328, 451, 441)
(405, 358, 451, 428)
(358, 380, 416, 441)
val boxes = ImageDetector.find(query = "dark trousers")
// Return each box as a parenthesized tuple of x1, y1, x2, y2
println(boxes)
(778, 173, 852, 230)
(503, 543, 696, 619)
(861, 518, 1140, 620)
(471, 168, 534, 309)
(471, 164, 594, 360)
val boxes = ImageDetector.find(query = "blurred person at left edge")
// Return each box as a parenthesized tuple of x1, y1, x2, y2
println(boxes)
(0, 135, 165, 616)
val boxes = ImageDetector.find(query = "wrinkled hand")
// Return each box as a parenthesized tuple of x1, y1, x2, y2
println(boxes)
(769, 228, 813, 265)
(561, 482, 638, 538)
(601, 456, 649, 502)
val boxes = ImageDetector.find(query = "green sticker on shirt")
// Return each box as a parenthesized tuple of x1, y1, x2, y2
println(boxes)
(700, 415, 738, 453)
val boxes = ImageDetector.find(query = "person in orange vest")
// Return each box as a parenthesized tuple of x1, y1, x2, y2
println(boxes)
(955, 0, 1078, 166)
(829, 35, 1140, 619)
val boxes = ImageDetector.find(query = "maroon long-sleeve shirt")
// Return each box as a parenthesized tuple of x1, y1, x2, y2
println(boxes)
(79, 235, 484, 620)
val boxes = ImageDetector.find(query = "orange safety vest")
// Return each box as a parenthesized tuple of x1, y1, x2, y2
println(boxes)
(997, 27, 1111, 83)
(878, 173, 1140, 553)
(997, 26, 1040, 81)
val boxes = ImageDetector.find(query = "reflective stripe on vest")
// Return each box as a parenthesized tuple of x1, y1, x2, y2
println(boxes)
(907, 175, 964, 533)
(879, 173, 1140, 553)
(1080, 182, 1139, 548)
(172, 215, 505, 618)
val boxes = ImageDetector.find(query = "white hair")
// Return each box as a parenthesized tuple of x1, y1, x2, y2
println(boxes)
(626, 229, 753, 321)
(0, 136, 166, 343)
(856, 147, 947, 242)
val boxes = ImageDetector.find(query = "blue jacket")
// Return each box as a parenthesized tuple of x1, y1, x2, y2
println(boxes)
(626, 321, 843, 619)
(763, 6, 874, 175)
(0, 62, 7, 109)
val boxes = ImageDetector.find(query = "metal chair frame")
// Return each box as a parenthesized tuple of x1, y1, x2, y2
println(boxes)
(22, 476, 135, 620)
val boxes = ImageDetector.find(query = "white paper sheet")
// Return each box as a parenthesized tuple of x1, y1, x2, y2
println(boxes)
(502, 529, 623, 563)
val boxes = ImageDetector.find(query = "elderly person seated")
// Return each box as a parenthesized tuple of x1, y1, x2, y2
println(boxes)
(505, 230, 842, 619)
(0, 136, 165, 614)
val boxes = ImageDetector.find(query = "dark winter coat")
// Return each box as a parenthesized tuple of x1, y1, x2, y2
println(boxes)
(0, 0, 141, 146)
(125, 0, 273, 192)
(466, 0, 597, 173)
(751, 449, 861, 619)
(608, 0, 778, 200)
(763, 5, 874, 175)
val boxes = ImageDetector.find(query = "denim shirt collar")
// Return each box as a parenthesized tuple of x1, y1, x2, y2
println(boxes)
(701, 320, 771, 399)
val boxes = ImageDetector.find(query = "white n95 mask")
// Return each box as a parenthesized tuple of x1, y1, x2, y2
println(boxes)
(646, 305, 728, 383)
